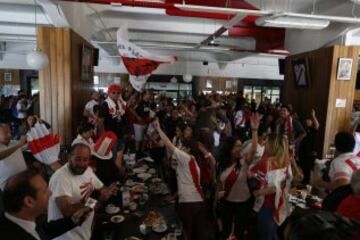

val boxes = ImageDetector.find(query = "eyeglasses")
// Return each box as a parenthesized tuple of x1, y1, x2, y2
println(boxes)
(111, 91, 120, 94)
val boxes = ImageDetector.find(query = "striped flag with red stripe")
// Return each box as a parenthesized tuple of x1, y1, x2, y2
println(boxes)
(27, 122, 60, 165)
(117, 24, 176, 92)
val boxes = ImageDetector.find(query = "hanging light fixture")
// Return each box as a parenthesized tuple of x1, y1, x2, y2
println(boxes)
(183, 52, 193, 83)
(26, 0, 49, 70)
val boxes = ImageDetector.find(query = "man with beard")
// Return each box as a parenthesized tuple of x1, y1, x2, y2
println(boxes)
(47, 143, 118, 240)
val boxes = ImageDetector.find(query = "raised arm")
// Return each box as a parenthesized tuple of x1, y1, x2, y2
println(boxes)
(153, 118, 176, 155)
(311, 109, 320, 130)
(0, 136, 26, 160)
(246, 112, 262, 165)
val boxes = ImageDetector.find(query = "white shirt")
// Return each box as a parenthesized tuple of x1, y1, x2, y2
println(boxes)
(172, 148, 204, 203)
(219, 159, 250, 202)
(84, 100, 98, 116)
(16, 99, 31, 119)
(234, 110, 245, 128)
(354, 132, 360, 156)
(5, 212, 40, 240)
(329, 152, 360, 182)
(48, 164, 103, 240)
(241, 140, 265, 167)
(0, 141, 27, 190)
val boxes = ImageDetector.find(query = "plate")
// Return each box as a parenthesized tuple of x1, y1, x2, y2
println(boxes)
(137, 173, 152, 181)
(106, 204, 120, 214)
(152, 223, 168, 233)
(148, 168, 156, 174)
(125, 237, 141, 240)
(132, 185, 146, 193)
(151, 177, 162, 183)
(133, 168, 147, 174)
(110, 215, 125, 223)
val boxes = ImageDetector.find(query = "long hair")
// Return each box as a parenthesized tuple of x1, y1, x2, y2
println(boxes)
(265, 133, 290, 169)
(218, 136, 241, 174)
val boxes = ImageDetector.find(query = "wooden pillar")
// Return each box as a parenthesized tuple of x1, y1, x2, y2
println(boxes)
(38, 27, 94, 145)
(284, 45, 359, 157)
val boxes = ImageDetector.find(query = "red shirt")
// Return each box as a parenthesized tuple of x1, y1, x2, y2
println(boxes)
(336, 194, 360, 222)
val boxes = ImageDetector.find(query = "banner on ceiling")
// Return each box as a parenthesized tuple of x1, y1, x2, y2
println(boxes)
(116, 25, 176, 91)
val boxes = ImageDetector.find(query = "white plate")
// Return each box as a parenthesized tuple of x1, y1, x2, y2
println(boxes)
(133, 168, 147, 174)
(110, 215, 125, 223)
(152, 223, 168, 233)
(151, 177, 162, 183)
(125, 237, 141, 240)
(106, 205, 120, 214)
(137, 173, 152, 181)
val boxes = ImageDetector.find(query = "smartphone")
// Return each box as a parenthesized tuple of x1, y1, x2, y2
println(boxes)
(85, 197, 97, 209)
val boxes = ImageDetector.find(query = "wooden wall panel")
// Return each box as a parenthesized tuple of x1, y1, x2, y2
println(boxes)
(323, 46, 359, 156)
(38, 27, 72, 144)
(284, 45, 359, 157)
(70, 30, 95, 139)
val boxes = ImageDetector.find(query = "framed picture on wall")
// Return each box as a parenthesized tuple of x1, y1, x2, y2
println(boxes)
(4, 72, 12, 82)
(81, 44, 93, 81)
(337, 58, 353, 80)
(292, 58, 311, 87)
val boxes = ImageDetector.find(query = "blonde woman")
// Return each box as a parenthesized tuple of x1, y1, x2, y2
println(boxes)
(249, 133, 292, 240)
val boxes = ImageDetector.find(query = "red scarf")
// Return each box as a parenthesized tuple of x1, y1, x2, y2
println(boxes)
(223, 165, 240, 200)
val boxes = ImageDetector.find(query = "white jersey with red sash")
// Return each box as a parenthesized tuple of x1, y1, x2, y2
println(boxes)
(234, 110, 246, 129)
(172, 148, 204, 203)
(329, 152, 360, 183)
(219, 159, 250, 202)
(250, 158, 292, 225)
(104, 96, 127, 120)
(146, 123, 163, 149)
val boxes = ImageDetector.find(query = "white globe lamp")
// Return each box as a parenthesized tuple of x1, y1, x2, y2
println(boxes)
(183, 74, 193, 83)
(26, 48, 49, 70)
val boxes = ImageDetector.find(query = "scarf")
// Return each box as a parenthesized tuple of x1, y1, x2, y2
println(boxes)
(105, 96, 126, 120)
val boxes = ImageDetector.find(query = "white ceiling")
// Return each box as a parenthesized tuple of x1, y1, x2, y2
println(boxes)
(0, 0, 360, 74)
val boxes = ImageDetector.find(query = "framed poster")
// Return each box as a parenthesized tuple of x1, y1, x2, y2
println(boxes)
(337, 58, 353, 80)
(4, 72, 12, 82)
(292, 58, 311, 87)
(81, 44, 93, 81)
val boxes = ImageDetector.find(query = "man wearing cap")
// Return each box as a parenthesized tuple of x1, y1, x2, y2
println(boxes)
(98, 84, 126, 138)
(47, 143, 119, 240)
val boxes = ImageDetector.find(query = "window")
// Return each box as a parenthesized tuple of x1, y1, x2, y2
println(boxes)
(243, 86, 280, 104)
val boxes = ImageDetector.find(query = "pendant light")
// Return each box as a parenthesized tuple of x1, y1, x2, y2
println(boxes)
(26, 0, 49, 70)
(183, 52, 192, 83)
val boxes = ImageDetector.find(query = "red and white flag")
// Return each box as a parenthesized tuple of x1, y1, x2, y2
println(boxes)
(27, 122, 60, 165)
(117, 25, 176, 91)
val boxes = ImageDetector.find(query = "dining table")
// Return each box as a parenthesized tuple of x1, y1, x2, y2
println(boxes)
(94, 155, 184, 240)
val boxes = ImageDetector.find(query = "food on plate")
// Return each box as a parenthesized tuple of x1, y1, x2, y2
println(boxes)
(132, 184, 145, 193)
(152, 221, 167, 233)
(110, 215, 125, 223)
(143, 211, 162, 226)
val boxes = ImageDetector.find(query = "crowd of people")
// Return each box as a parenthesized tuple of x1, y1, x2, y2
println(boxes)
(0, 82, 359, 240)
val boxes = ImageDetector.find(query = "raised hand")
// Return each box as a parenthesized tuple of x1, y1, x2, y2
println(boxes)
(250, 112, 262, 130)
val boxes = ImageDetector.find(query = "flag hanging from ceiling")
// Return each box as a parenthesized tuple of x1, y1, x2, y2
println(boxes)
(117, 25, 177, 91)
(27, 122, 60, 165)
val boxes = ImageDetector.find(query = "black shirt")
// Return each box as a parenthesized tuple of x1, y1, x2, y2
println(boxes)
(98, 100, 123, 138)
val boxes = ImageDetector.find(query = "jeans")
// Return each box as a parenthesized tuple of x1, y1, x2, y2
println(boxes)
(257, 207, 279, 240)
(219, 198, 253, 240)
